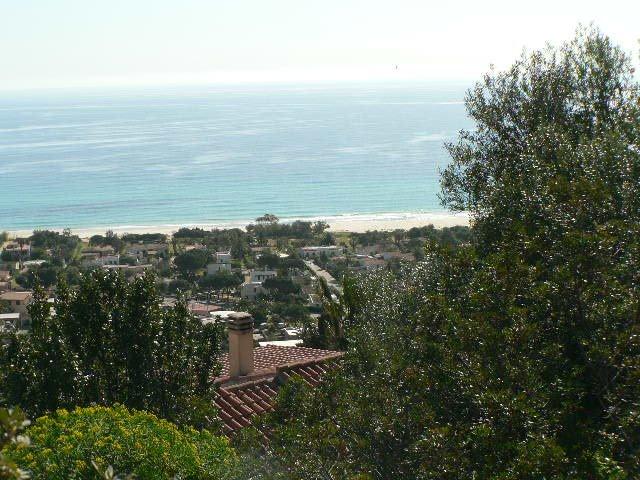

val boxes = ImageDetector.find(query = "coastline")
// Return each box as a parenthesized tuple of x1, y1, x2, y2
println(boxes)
(4, 212, 470, 239)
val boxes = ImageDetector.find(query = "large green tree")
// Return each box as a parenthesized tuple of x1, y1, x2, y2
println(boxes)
(0, 270, 223, 429)
(241, 28, 640, 479)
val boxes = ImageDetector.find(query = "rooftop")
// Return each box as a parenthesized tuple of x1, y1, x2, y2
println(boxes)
(217, 344, 340, 378)
(214, 354, 341, 435)
(0, 291, 33, 301)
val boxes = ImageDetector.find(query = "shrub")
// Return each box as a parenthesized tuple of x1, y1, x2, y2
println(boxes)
(3, 405, 236, 480)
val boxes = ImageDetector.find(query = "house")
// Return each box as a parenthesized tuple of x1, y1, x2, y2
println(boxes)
(126, 243, 168, 261)
(239, 269, 277, 301)
(103, 264, 152, 274)
(298, 246, 343, 259)
(207, 251, 232, 274)
(80, 252, 101, 266)
(240, 281, 266, 301)
(378, 251, 415, 262)
(0, 291, 33, 318)
(3, 242, 31, 257)
(82, 245, 116, 256)
(82, 254, 120, 267)
(361, 257, 387, 270)
(356, 244, 387, 256)
(0, 270, 11, 282)
(249, 269, 277, 283)
(97, 255, 120, 266)
(22, 260, 47, 269)
(213, 313, 342, 436)
(0, 312, 24, 332)
(188, 301, 221, 318)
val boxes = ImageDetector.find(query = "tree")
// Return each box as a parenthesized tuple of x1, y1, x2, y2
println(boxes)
(312, 221, 329, 235)
(243, 28, 640, 479)
(15, 263, 60, 289)
(256, 252, 280, 269)
(255, 213, 279, 224)
(0, 270, 223, 429)
(173, 249, 209, 279)
(2, 405, 236, 480)
(199, 271, 241, 300)
(262, 277, 301, 301)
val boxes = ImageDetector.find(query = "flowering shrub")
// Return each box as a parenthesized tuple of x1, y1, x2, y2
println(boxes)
(3, 405, 236, 479)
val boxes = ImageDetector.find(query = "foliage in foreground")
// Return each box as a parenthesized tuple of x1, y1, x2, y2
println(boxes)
(0, 408, 29, 480)
(0, 270, 222, 430)
(2, 405, 236, 480)
(237, 27, 640, 479)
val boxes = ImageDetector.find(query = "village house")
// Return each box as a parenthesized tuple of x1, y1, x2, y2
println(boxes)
(240, 268, 278, 300)
(82, 254, 120, 267)
(378, 251, 415, 262)
(187, 301, 222, 318)
(298, 245, 343, 259)
(3, 242, 31, 257)
(125, 243, 168, 261)
(207, 251, 232, 274)
(213, 313, 342, 436)
(0, 291, 33, 319)
(249, 268, 277, 283)
(0, 312, 22, 333)
(103, 264, 152, 274)
(240, 281, 266, 301)
(82, 245, 116, 256)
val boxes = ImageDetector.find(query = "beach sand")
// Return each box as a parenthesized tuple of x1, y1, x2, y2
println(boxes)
(6, 212, 470, 239)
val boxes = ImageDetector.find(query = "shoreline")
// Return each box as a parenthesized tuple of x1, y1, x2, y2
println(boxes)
(4, 211, 470, 239)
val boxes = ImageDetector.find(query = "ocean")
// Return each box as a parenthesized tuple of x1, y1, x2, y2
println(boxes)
(0, 82, 474, 232)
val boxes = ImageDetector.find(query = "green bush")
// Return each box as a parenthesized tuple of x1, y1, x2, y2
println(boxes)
(3, 405, 236, 480)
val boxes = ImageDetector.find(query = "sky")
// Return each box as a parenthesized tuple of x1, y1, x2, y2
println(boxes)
(1, 0, 639, 90)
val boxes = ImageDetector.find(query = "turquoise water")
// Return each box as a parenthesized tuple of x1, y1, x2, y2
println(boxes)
(0, 82, 473, 231)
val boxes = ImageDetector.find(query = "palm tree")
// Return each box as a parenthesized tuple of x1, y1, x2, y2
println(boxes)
(316, 275, 359, 349)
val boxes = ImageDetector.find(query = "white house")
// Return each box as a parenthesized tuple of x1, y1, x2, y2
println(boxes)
(207, 251, 232, 275)
(249, 268, 277, 283)
(298, 246, 343, 259)
(126, 243, 168, 261)
(240, 281, 266, 301)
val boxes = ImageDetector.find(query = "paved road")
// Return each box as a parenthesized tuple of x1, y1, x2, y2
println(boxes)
(303, 260, 342, 293)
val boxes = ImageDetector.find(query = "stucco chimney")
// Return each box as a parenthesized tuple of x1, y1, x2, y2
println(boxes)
(228, 312, 254, 377)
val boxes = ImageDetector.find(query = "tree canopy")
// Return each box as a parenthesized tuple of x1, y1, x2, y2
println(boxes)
(0, 270, 222, 429)
(238, 27, 640, 479)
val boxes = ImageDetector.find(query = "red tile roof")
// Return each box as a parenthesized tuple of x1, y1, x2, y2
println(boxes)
(217, 344, 341, 378)
(214, 346, 342, 436)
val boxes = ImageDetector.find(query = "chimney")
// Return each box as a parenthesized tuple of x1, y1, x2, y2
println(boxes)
(227, 312, 254, 377)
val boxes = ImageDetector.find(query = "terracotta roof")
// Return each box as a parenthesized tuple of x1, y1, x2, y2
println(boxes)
(217, 344, 341, 378)
(214, 346, 342, 436)
(0, 291, 33, 301)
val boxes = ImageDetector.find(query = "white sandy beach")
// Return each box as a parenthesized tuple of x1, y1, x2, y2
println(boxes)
(6, 212, 470, 239)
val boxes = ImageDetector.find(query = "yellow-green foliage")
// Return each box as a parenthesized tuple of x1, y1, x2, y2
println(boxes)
(3, 405, 236, 480)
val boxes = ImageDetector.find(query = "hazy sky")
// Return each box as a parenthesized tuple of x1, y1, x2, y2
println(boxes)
(1, 0, 638, 90)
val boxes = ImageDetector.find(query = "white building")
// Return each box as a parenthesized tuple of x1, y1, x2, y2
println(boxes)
(97, 254, 120, 266)
(207, 251, 232, 275)
(240, 281, 266, 301)
(249, 269, 277, 283)
(0, 312, 23, 332)
(298, 246, 343, 259)
(126, 243, 168, 261)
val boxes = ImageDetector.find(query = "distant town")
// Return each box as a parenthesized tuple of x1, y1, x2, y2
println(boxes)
(0, 214, 470, 343)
